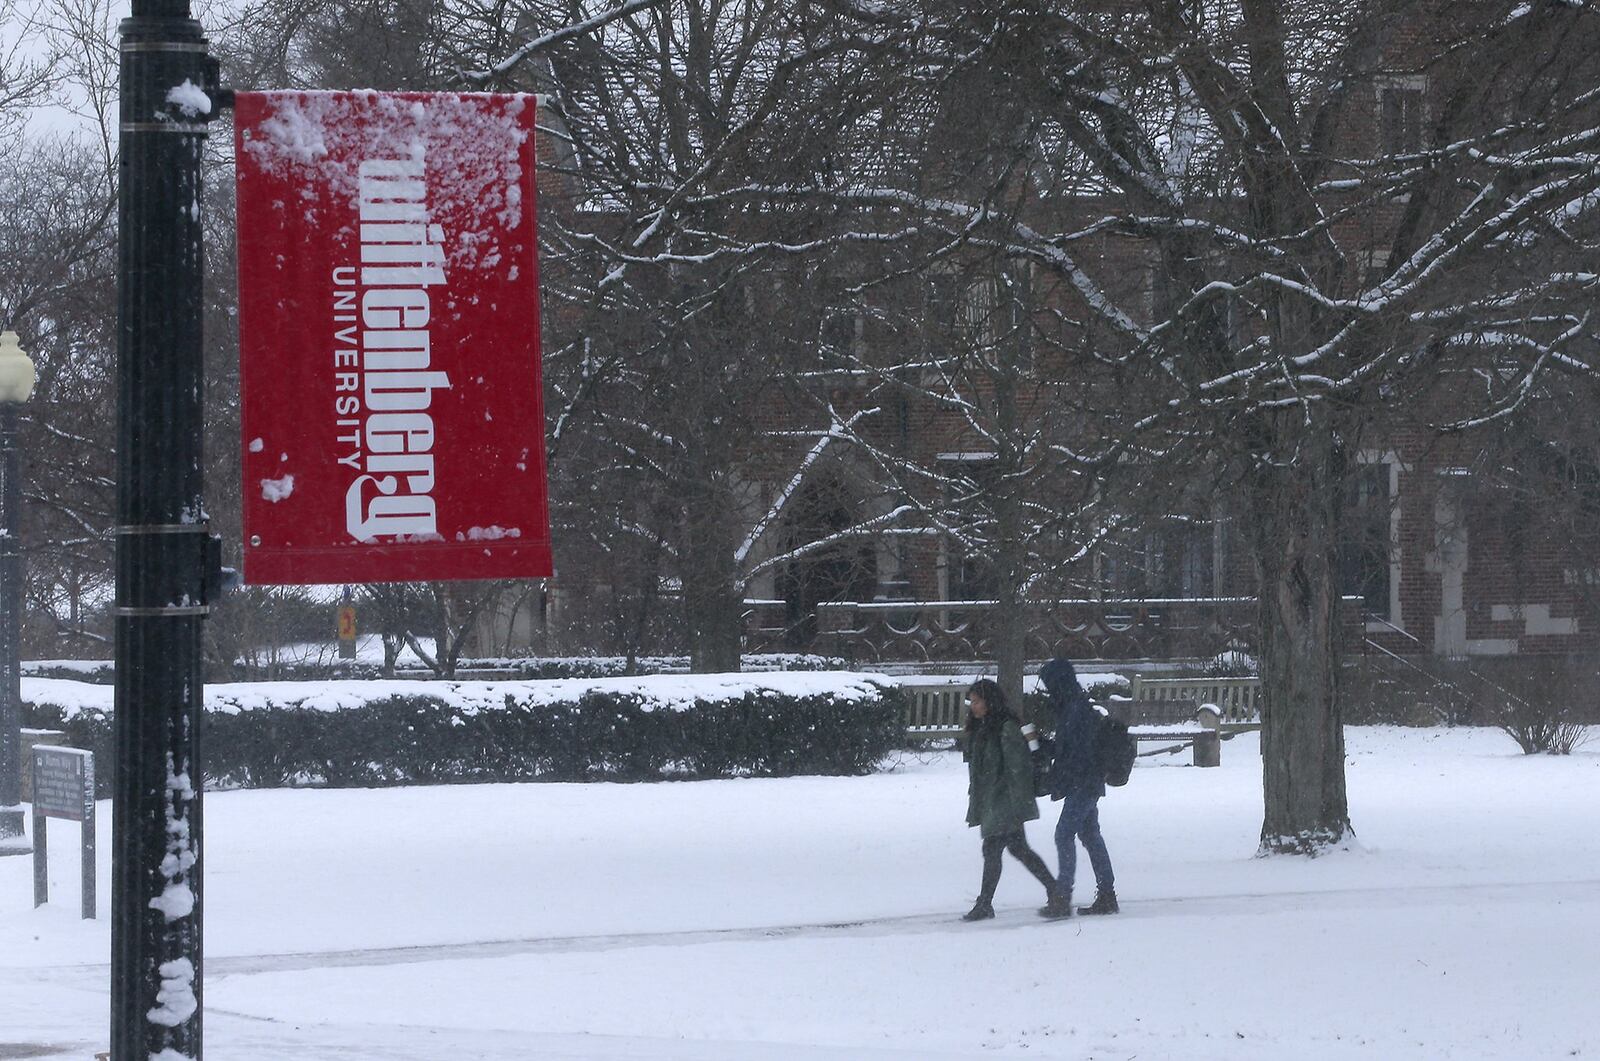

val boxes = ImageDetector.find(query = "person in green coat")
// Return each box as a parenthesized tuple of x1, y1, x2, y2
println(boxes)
(961, 679, 1066, 921)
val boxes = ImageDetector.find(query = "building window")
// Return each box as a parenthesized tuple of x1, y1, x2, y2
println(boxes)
(1361, 251, 1390, 292)
(925, 268, 1033, 365)
(820, 310, 859, 355)
(1340, 462, 1395, 619)
(1100, 520, 1215, 600)
(952, 551, 995, 601)
(1172, 526, 1214, 598)
(925, 273, 961, 336)
(937, 452, 999, 601)
(1380, 86, 1425, 154)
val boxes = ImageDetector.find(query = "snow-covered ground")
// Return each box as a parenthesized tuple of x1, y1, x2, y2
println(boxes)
(2, 726, 1597, 1059)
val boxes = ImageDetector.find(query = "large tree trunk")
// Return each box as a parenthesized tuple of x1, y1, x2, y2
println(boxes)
(992, 318, 1029, 719)
(992, 479, 1028, 720)
(1246, 425, 1351, 854)
(993, 556, 1027, 723)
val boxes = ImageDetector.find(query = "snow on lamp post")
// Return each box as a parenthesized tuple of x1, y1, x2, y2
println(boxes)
(0, 328, 36, 856)
(112, 2, 218, 1054)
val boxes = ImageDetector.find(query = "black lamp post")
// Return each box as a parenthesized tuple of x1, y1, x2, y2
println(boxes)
(0, 329, 35, 857)
(112, 2, 217, 1055)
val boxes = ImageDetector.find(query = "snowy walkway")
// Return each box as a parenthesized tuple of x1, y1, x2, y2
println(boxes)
(3, 727, 1598, 1059)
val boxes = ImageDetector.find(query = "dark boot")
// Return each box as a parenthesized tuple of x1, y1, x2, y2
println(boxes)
(1078, 890, 1119, 916)
(961, 899, 995, 922)
(1038, 888, 1072, 920)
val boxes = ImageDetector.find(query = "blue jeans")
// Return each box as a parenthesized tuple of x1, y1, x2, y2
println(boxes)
(1054, 792, 1114, 897)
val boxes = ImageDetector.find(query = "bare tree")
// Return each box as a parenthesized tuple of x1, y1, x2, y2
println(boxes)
(0, 133, 118, 657)
(494, 1, 906, 670)
(0, 0, 58, 142)
(788, 0, 1600, 851)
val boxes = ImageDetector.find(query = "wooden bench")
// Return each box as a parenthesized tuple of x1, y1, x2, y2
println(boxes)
(1104, 696, 1224, 767)
(898, 679, 1125, 740)
(898, 675, 1264, 767)
(901, 682, 968, 740)
(1115, 674, 1265, 766)
(1128, 675, 1262, 734)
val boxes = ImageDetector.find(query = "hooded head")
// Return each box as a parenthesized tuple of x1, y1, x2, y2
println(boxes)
(1038, 657, 1081, 699)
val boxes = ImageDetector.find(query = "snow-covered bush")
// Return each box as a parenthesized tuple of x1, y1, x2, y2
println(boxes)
(22, 673, 902, 793)
(1200, 650, 1259, 677)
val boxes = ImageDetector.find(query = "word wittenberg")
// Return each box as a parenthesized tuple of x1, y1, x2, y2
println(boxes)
(236, 89, 550, 585)
(335, 150, 451, 542)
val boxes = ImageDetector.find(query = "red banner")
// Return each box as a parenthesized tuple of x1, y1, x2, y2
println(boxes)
(235, 91, 550, 584)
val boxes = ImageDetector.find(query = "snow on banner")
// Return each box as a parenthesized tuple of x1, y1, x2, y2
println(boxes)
(234, 90, 551, 584)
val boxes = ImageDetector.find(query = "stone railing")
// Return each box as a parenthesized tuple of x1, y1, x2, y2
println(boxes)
(801, 597, 1263, 664)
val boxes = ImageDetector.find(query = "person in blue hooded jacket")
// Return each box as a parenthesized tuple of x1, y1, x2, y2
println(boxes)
(1039, 658, 1118, 917)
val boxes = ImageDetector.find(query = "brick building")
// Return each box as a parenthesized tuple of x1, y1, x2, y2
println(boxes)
(492, 6, 1600, 669)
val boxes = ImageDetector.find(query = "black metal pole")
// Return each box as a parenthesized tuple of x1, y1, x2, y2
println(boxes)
(0, 403, 25, 850)
(113, 2, 213, 1056)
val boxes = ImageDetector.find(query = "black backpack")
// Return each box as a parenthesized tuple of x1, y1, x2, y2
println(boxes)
(1097, 712, 1137, 787)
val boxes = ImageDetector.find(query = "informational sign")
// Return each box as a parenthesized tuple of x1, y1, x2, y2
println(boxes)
(30, 745, 95, 919)
(32, 745, 91, 821)
(234, 91, 551, 584)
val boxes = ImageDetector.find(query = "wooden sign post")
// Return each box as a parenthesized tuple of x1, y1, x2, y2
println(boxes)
(31, 745, 95, 919)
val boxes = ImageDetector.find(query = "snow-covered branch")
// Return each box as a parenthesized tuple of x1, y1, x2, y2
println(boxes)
(458, 0, 668, 85)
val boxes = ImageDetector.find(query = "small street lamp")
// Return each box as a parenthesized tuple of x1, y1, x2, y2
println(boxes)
(0, 329, 35, 855)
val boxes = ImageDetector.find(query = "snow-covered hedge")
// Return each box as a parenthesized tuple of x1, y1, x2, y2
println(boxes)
(22, 672, 903, 793)
(20, 652, 852, 684)
(375, 653, 846, 679)
(22, 659, 117, 684)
